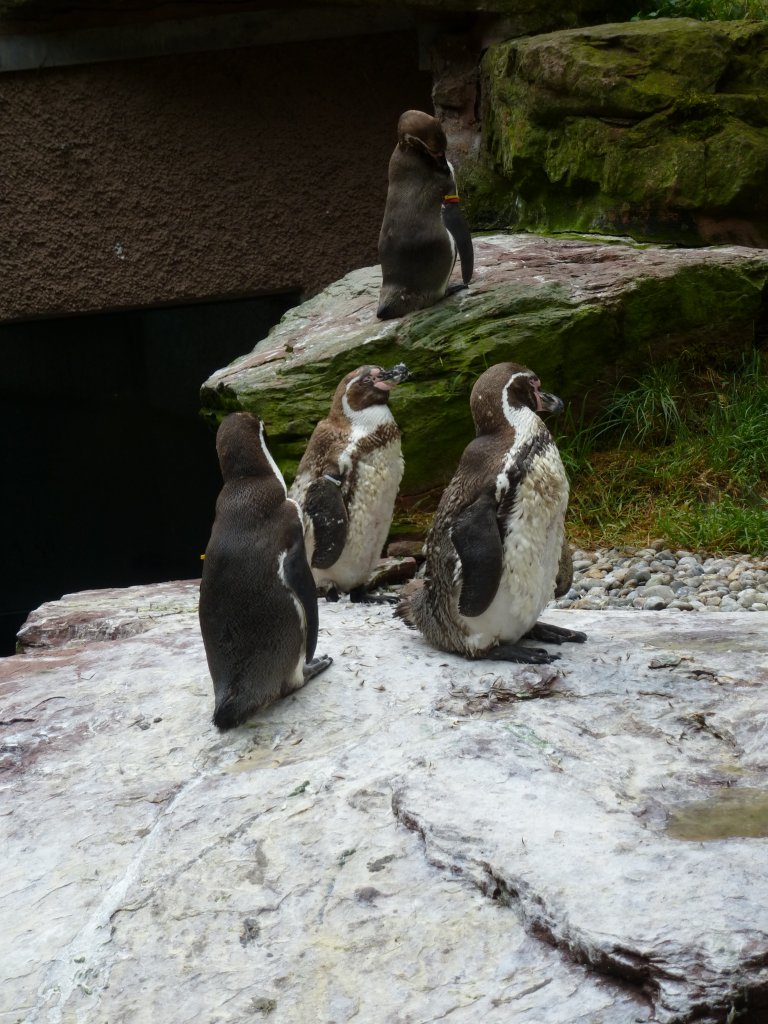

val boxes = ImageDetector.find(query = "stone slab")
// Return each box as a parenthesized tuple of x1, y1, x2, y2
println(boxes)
(3, 583, 768, 1022)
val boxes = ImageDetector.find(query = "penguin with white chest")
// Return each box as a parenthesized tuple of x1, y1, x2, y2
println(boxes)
(398, 362, 586, 662)
(377, 109, 473, 320)
(199, 411, 332, 730)
(290, 363, 409, 603)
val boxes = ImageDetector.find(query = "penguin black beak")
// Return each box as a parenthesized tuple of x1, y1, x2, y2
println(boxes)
(536, 391, 564, 415)
(378, 363, 410, 385)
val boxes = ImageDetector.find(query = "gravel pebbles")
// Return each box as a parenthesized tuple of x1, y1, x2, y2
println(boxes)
(553, 540, 768, 612)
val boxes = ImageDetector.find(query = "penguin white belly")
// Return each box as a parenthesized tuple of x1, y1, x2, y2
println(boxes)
(319, 442, 404, 592)
(461, 452, 568, 653)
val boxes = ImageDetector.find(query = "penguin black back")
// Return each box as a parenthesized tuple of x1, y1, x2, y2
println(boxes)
(199, 412, 331, 730)
(377, 109, 473, 319)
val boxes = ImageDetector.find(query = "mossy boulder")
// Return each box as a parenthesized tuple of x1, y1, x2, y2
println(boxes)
(200, 234, 768, 507)
(468, 19, 768, 246)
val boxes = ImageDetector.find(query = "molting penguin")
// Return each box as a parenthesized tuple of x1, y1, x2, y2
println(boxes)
(289, 363, 409, 603)
(199, 411, 332, 730)
(397, 362, 586, 662)
(377, 109, 474, 320)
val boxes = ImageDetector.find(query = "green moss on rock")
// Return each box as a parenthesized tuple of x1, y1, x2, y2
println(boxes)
(465, 18, 768, 245)
(200, 237, 768, 507)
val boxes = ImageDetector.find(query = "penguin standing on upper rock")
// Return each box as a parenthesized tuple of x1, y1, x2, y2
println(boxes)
(397, 362, 586, 662)
(199, 411, 332, 730)
(377, 109, 473, 320)
(289, 363, 409, 603)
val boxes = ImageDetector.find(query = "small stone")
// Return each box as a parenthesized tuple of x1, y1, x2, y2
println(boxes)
(580, 578, 607, 591)
(387, 540, 425, 561)
(648, 654, 682, 668)
(627, 566, 651, 584)
(642, 586, 675, 604)
(650, 558, 675, 570)
(643, 596, 668, 610)
(677, 557, 703, 574)
(645, 573, 672, 588)
(368, 557, 418, 588)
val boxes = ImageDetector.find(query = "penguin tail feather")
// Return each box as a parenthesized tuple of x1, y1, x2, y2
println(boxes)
(212, 696, 245, 732)
(394, 600, 417, 628)
(394, 579, 424, 628)
(376, 301, 399, 321)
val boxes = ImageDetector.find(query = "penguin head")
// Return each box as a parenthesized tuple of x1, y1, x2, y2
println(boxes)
(333, 364, 407, 421)
(470, 362, 564, 436)
(397, 110, 450, 171)
(215, 411, 286, 488)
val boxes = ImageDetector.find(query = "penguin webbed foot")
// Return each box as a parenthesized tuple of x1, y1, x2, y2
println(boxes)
(349, 585, 398, 605)
(525, 622, 588, 645)
(444, 282, 468, 297)
(212, 695, 244, 732)
(483, 642, 561, 665)
(304, 654, 333, 682)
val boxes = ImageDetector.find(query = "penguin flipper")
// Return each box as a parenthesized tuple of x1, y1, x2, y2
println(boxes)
(305, 475, 348, 571)
(443, 203, 474, 285)
(451, 491, 503, 618)
(282, 522, 321, 662)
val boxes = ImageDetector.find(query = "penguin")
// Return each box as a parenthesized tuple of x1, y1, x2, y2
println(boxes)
(397, 362, 586, 663)
(377, 109, 474, 320)
(289, 363, 409, 604)
(199, 411, 332, 731)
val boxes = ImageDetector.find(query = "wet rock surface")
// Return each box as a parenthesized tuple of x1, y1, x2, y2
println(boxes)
(3, 582, 768, 1023)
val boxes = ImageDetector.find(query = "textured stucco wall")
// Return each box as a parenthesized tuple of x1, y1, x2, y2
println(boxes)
(0, 31, 432, 321)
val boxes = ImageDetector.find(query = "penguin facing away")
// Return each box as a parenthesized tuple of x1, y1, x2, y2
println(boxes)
(377, 109, 474, 320)
(397, 362, 586, 663)
(199, 412, 332, 731)
(289, 363, 409, 604)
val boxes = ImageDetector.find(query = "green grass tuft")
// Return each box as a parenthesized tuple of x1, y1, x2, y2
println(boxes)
(634, 0, 768, 20)
(556, 352, 768, 554)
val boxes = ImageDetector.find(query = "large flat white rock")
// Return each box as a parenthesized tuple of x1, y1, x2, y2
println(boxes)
(3, 582, 768, 1023)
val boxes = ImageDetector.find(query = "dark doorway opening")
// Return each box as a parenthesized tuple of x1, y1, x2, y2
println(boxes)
(1, 293, 299, 655)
